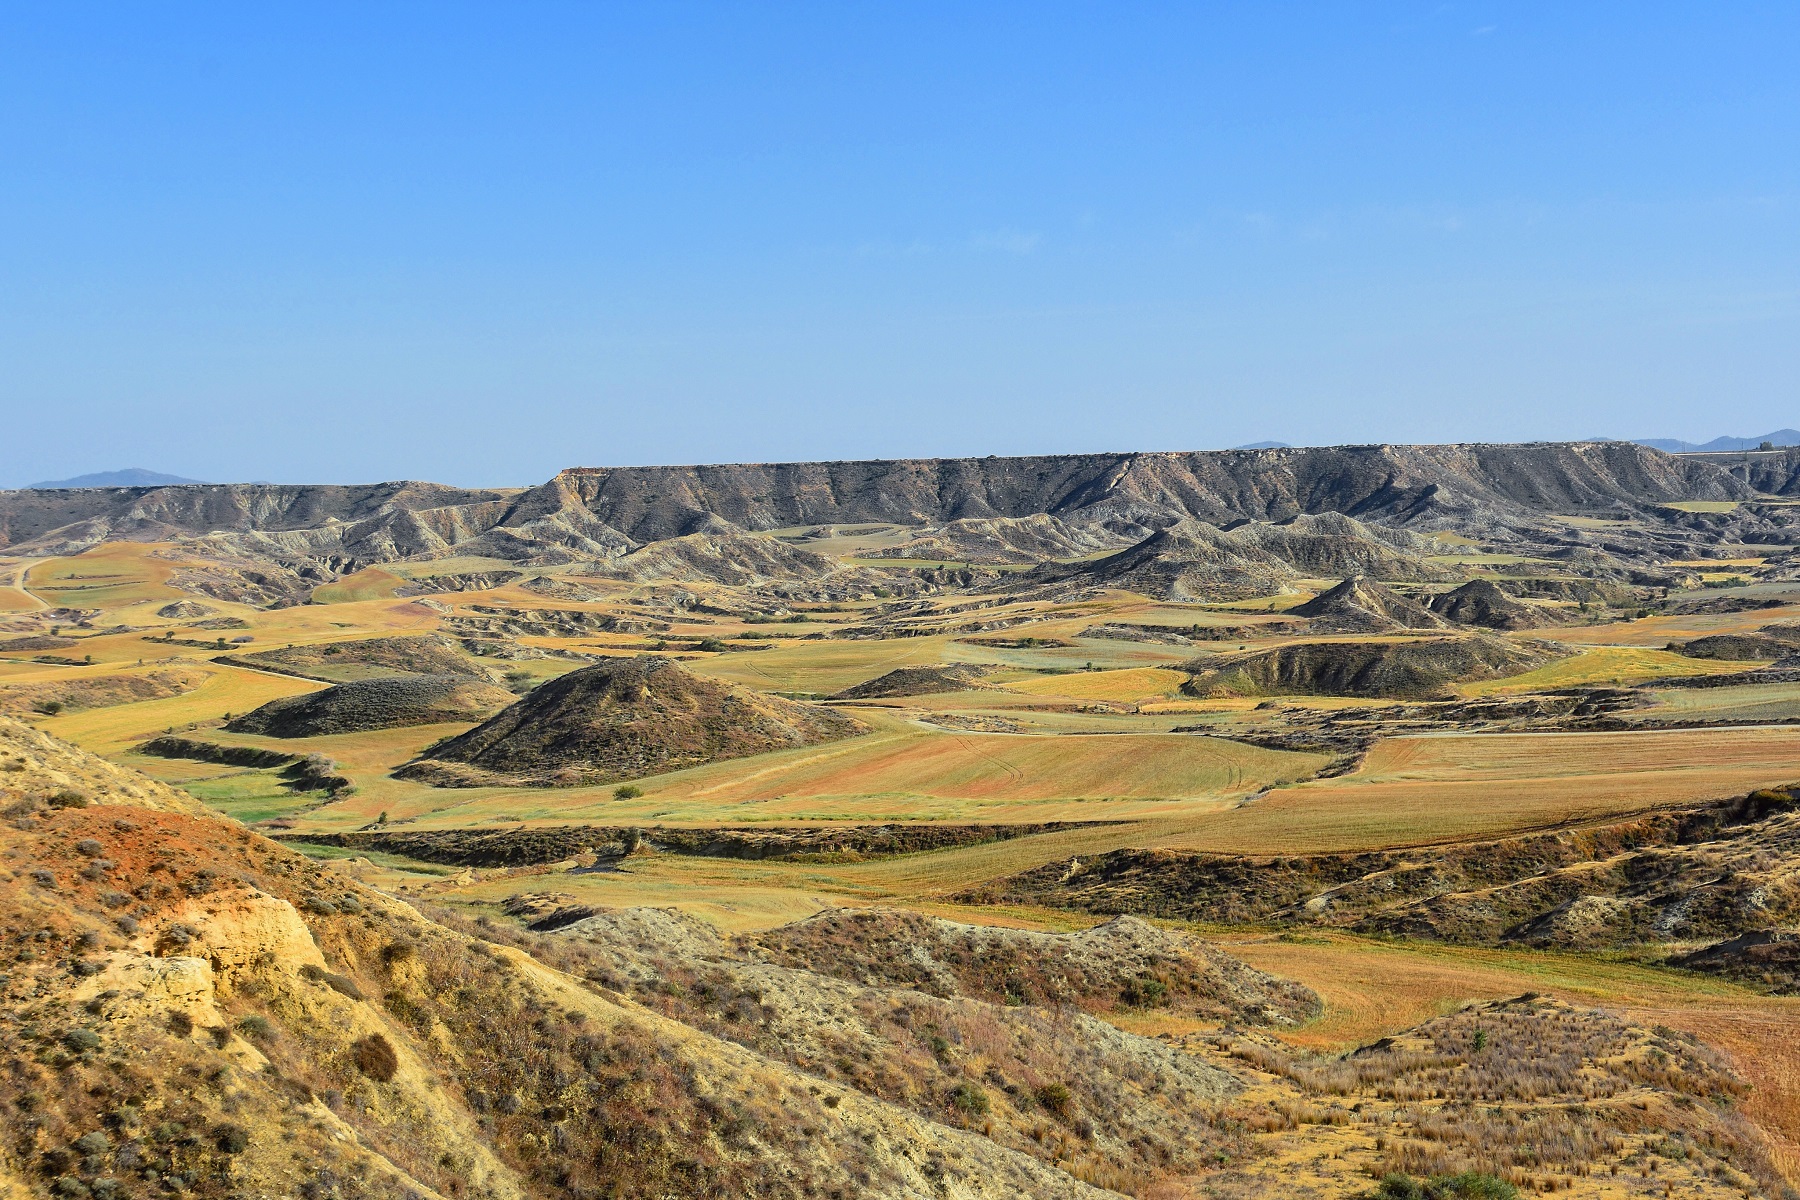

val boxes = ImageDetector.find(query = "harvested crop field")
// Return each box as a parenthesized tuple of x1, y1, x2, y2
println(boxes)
(1148, 725, 1800, 854)
(1001, 666, 1189, 703)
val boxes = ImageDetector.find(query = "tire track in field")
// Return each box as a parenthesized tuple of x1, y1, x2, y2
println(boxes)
(951, 734, 1026, 784)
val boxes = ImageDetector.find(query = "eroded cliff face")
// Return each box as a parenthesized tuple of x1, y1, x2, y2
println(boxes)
(0, 441, 1763, 559)
(516, 441, 1751, 542)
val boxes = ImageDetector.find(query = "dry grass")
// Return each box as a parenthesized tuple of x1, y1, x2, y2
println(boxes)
(1455, 645, 1745, 696)
(1001, 667, 1188, 703)
(23, 541, 189, 611)
(37, 664, 321, 754)
(309, 566, 407, 604)
(1160, 726, 1800, 854)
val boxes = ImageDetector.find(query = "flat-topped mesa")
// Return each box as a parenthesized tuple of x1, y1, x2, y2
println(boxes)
(0, 441, 1762, 559)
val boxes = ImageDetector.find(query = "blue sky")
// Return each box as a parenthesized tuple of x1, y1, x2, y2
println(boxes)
(2, 3, 1796, 486)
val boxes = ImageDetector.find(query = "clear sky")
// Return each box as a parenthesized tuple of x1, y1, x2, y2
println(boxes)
(3, 3, 1796, 487)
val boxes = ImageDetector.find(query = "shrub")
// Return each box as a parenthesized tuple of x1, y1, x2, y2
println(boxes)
(1121, 975, 1169, 1008)
(613, 784, 644, 801)
(695, 638, 726, 652)
(1375, 1172, 1518, 1200)
(237, 1015, 276, 1043)
(75, 838, 104, 856)
(379, 939, 416, 967)
(352, 1033, 399, 1081)
(47, 790, 88, 808)
(33, 700, 64, 716)
(1036, 1082, 1073, 1118)
(213, 1123, 250, 1154)
(949, 1082, 989, 1115)
(62, 1029, 101, 1053)
(166, 1011, 193, 1037)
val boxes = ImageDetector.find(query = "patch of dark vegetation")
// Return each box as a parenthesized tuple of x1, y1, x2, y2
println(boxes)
(279, 753, 352, 796)
(223, 675, 515, 737)
(396, 656, 863, 788)
(963, 785, 1800, 951)
(831, 663, 997, 699)
(282, 820, 1107, 867)
(1667, 623, 1800, 661)
(132, 736, 297, 769)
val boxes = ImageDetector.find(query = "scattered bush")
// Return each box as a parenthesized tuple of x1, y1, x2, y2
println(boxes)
(1375, 1172, 1518, 1200)
(62, 1029, 101, 1053)
(237, 1015, 276, 1043)
(379, 939, 416, 967)
(47, 790, 87, 808)
(1035, 1082, 1073, 1118)
(613, 784, 644, 801)
(33, 700, 64, 716)
(352, 1033, 399, 1081)
(213, 1123, 250, 1154)
(949, 1082, 989, 1115)
(1121, 975, 1169, 1008)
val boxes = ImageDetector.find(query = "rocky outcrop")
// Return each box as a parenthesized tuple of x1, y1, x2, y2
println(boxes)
(865, 514, 1129, 564)
(1019, 519, 1302, 601)
(0, 442, 1756, 564)
(1429, 577, 1571, 630)
(1181, 634, 1564, 698)
(1290, 577, 1447, 633)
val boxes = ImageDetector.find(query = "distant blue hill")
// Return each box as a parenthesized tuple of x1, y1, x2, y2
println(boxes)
(25, 468, 207, 489)
(1633, 430, 1800, 453)
(1232, 440, 1291, 450)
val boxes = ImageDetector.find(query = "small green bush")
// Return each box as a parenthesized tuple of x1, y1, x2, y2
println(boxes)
(1375, 1172, 1518, 1200)
(613, 784, 644, 801)
(949, 1082, 989, 1115)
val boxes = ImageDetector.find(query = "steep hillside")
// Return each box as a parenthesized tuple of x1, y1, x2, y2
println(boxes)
(224, 675, 516, 738)
(866, 514, 1128, 564)
(0, 719, 1128, 1199)
(400, 656, 863, 787)
(831, 663, 998, 699)
(1221, 512, 1455, 581)
(1289, 577, 1447, 633)
(1181, 635, 1564, 698)
(1429, 577, 1571, 630)
(0, 442, 1757, 564)
(591, 525, 839, 585)
(1023, 520, 1301, 601)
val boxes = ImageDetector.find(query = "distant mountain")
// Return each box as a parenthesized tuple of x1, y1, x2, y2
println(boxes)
(1232, 440, 1290, 450)
(24, 468, 207, 489)
(1633, 431, 1800, 454)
